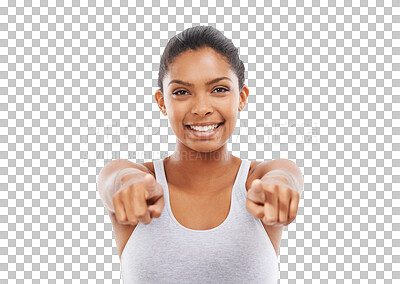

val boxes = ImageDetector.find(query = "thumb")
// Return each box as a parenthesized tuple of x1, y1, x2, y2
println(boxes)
(138, 174, 154, 199)
(143, 174, 157, 192)
(143, 173, 155, 186)
(142, 173, 162, 199)
(247, 179, 265, 204)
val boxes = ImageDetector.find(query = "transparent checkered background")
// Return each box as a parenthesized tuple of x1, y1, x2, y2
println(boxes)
(1, 0, 399, 283)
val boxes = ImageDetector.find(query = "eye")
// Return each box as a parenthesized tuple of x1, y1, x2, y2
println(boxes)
(172, 90, 188, 96)
(172, 87, 229, 96)
(213, 87, 229, 93)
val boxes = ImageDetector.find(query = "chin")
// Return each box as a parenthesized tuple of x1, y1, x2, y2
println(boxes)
(190, 143, 227, 154)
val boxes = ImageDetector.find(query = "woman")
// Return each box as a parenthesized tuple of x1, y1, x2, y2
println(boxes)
(97, 25, 304, 283)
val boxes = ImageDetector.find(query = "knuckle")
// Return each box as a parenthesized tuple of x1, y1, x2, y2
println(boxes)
(116, 215, 126, 223)
(255, 210, 264, 219)
(264, 185, 276, 195)
(282, 187, 291, 195)
(135, 210, 147, 219)
(263, 216, 276, 223)
(278, 176, 288, 184)
(128, 218, 138, 225)
(280, 189, 291, 200)
(121, 172, 141, 184)
(245, 202, 252, 211)
(152, 208, 161, 216)
(121, 188, 131, 197)
(132, 185, 145, 195)
(112, 194, 119, 201)
(141, 218, 152, 225)
(127, 215, 137, 224)
(121, 174, 135, 184)
(279, 217, 288, 224)
(114, 202, 123, 211)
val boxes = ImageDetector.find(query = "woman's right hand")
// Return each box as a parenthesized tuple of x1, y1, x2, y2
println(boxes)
(112, 171, 165, 226)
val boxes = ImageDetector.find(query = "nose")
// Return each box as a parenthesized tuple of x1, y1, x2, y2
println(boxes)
(191, 94, 213, 116)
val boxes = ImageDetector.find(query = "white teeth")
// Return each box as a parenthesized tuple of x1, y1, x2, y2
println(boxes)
(189, 124, 219, 131)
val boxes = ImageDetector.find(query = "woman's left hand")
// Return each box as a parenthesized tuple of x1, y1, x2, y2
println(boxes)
(246, 176, 300, 227)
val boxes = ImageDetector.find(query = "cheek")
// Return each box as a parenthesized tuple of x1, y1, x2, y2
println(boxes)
(167, 112, 185, 129)
(226, 120, 237, 133)
(228, 112, 239, 127)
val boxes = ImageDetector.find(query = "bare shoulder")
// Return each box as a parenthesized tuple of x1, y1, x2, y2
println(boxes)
(246, 160, 263, 191)
(141, 161, 155, 178)
(246, 160, 284, 256)
(249, 160, 263, 176)
(247, 159, 291, 189)
(108, 160, 155, 260)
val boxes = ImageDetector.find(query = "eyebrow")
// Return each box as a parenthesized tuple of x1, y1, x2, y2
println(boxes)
(168, 76, 232, 87)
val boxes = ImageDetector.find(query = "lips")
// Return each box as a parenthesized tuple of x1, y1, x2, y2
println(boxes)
(185, 121, 224, 138)
(185, 121, 224, 129)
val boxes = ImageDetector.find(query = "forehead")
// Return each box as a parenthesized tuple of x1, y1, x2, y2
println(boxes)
(166, 47, 235, 82)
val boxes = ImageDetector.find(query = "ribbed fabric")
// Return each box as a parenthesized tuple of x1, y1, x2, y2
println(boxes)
(120, 159, 279, 283)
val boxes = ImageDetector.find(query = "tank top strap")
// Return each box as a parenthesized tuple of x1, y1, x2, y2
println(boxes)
(237, 159, 251, 183)
(152, 158, 252, 199)
(121, 158, 279, 283)
(152, 159, 166, 187)
(235, 159, 252, 200)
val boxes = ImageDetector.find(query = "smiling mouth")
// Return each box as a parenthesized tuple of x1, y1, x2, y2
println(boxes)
(184, 121, 225, 130)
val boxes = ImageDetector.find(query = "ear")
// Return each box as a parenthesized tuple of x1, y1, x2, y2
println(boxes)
(238, 84, 249, 111)
(155, 89, 167, 116)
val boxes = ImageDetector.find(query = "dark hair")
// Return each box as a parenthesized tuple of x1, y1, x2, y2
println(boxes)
(157, 25, 245, 94)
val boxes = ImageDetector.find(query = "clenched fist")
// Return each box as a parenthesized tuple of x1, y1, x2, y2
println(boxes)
(246, 176, 300, 227)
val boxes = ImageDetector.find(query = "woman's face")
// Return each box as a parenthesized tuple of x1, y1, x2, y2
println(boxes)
(155, 46, 249, 154)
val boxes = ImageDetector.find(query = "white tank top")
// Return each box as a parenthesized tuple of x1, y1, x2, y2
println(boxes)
(120, 159, 279, 283)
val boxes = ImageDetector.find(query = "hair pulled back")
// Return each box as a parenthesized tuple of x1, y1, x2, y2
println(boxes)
(158, 25, 245, 94)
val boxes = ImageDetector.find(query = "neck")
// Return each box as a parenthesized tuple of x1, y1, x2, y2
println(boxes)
(164, 144, 238, 193)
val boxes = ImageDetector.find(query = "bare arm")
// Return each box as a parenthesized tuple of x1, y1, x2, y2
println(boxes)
(96, 159, 152, 214)
(97, 159, 158, 259)
(250, 159, 304, 195)
(245, 159, 304, 256)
